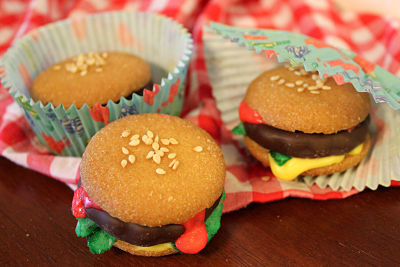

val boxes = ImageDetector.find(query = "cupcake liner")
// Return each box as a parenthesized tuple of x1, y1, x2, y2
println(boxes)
(0, 11, 193, 156)
(209, 22, 400, 109)
(203, 24, 400, 191)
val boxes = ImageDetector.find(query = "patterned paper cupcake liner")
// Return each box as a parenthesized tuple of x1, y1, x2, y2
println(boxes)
(0, 11, 193, 157)
(203, 23, 400, 191)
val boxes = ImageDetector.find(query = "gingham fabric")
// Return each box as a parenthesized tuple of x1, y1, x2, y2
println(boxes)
(0, 0, 399, 213)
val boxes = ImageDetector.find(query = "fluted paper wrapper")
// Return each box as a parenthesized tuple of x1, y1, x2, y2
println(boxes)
(0, 12, 193, 156)
(203, 24, 400, 191)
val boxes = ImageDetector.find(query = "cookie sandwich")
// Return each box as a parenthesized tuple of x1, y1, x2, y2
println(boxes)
(31, 51, 151, 109)
(237, 65, 371, 181)
(72, 113, 226, 256)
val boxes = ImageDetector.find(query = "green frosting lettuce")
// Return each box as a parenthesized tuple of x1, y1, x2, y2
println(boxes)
(75, 217, 98, 237)
(232, 122, 246, 135)
(205, 189, 225, 243)
(87, 228, 116, 254)
(75, 217, 115, 254)
(270, 151, 292, 166)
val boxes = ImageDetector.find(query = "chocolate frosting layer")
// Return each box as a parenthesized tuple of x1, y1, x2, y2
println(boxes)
(244, 116, 369, 158)
(86, 208, 184, 247)
(85, 194, 222, 247)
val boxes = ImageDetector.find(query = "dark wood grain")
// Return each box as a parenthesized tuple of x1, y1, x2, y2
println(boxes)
(0, 156, 399, 266)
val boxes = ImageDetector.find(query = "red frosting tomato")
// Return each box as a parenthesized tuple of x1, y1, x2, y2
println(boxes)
(239, 100, 264, 124)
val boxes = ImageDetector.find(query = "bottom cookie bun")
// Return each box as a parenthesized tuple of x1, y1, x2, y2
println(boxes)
(114, 240, 178, 257)
(244, 134, 370, 177)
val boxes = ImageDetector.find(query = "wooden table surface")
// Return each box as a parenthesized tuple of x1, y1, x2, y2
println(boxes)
(0, 156, 399, 266)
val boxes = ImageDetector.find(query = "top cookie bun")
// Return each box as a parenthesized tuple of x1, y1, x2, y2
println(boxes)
(244, 65, 371, 134)
(31, 51, 151, 109)
(80, 114, 225, 227)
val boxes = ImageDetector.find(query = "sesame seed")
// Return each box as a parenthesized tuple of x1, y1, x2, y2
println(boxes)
(322, 85, 331, 90)
(169, 159, 177, 168)
(95, 54, 105, 65)
(122, 147, 129, 154)
(154, 135, 159, 143)
(95, 68, 103, 72)
(172, 160, 179, 170)
(96, 59, 105, 66)
(294, 71, 301, 76)
(121, 160, 127, 168)
(156, 168, 166, 175)
(312, 74, 318, 80)
(303, 83, 309, 88)
(277, 78, 285, 85)
(130, 134, 140, 140)
(270, 75, 280, 81)
(102, 52, 108, 58)
(297, 87, 304, 92)
(310, 90, 320, 94)
(160, 147, 169, 153)
(300, 69, 307, 75)
(129, 139, 140, 146)
(121, 130, 131, 137)
(152, 142, 159, 150)
(285, 83, 295, 88)
(295, 80, 304, 85)
(153, 154, 161, 164)
(142, 135, 153, 145)
(156, 150, 164, 157)
(53, 65, 61, 70)
(168, 196, 173, 202)
(288, 67, 294, 71)
(161, 139, 170, 145)
(146, 151, 154, 159)
(86, 57, 95, 65)
(261, 176, 270, 181)
(128, 155, 135, 164)
(168, 153, 176, 159)
(80, 70, 87, 76)
(308, 86, 318, 90)
(147, 130, 154, 138)
(169, 138, 178, 145)
(66, 63, 77, 73)
(194, 146, 203, 152)
(78, 54, 85, 62)
(77, 64, 87, 71)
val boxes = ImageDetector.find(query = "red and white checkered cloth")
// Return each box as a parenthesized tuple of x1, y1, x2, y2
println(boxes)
(0, 0, 399, 213)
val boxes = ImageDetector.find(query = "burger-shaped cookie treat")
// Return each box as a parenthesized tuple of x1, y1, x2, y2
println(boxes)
(31, 51, 151, 109)
(238, 65, 371, 181)
(72, 114, 225, 256)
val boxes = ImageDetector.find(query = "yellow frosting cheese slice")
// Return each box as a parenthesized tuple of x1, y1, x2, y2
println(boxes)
(348, 143, 363, 155)
(129, 242, 174, 252)
(268, 143, 364, 181)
